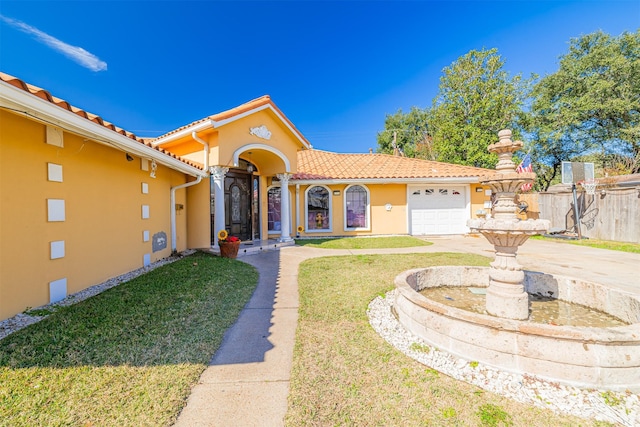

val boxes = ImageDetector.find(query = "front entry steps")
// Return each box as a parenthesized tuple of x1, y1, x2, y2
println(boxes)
(209, 239, 295, 258)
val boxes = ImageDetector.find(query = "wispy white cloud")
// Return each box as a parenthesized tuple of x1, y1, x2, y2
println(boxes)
(0, 14, 107, 72)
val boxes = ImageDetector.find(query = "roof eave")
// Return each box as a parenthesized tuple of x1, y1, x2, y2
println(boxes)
(0, 81, 206, 177)
(236, 102, 311, 150)
(289, 177, 481, 185)
(152, 102, 312, 149)
(150, 119, 215, 147)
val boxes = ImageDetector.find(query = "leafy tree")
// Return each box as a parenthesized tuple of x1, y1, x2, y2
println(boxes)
(601, 153, 640, 176)
(519, 129, 590, 190)
(376, 107, 433, 159)
(528, 30, 640, 184)
(575, 152, 639, 181)
(428, 48, 528, 169)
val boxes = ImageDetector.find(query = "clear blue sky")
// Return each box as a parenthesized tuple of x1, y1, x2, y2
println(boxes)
(1, 1, 638, 153)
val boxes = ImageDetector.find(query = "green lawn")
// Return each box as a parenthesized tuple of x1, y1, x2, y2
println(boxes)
(1, 244, 619, 426)
(532, 235, 640, 253)
(295, 236, 431, 249)
(286, 253, 606, 426)
(0, 252, 258, 427)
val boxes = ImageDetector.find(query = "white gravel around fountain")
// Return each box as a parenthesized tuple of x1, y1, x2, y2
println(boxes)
(368, 289, 640, 427)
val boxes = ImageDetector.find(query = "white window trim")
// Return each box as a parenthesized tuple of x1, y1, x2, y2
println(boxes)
(267, 185, 282, 234)
(304, 185, 332, 233)
(343, 184, 371, 231)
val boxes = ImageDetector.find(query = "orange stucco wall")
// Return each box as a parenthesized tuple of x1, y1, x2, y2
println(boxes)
(174, 109, 303, 176)
(293, 183, 409, 237)
(470, 183, 492, 217)
(0, 110, 188, 320)
(186, 178, 212, 249)
(215, 109, 301, 174)
(291, 183, 492, 238)
(369, 184, 408, 235)
(163, 109, 306, 243)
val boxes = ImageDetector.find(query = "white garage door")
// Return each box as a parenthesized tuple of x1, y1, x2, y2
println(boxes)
(408, 186, 469, 235)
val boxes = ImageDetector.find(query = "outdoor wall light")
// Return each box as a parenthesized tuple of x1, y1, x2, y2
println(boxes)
(333, 190, 340, 196)
(385, 203, 392, 211)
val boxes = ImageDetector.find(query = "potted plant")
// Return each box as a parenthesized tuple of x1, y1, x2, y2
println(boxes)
(218, 230, 240, 259)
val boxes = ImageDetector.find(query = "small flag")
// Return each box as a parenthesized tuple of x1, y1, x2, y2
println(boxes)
(516, 154, 533, 192)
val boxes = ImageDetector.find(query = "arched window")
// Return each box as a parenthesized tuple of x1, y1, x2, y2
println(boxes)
(305, 186, 331, 232)
(344, 185, 370, 230)
(267, 186, 281, 232)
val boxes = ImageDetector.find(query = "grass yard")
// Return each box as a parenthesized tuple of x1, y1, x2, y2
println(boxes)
(286, 253, 607, 426)
(0, 252, 258, 427)
(532, 235, 640, 253)
(295, 236, 432, 249)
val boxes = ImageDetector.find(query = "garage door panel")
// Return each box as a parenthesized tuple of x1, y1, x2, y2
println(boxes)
(450, 210, 465, 221)
(424, 211, 438, 220)
(437, 224, 450, 234)
(409, 186, 468, 235)
(436, 211, 449, 220)
(427, 225, 439, 234)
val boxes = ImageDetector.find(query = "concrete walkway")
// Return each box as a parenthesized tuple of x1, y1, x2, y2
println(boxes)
(173, 236, 639, 426)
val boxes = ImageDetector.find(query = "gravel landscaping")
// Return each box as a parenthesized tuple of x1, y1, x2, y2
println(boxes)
(0, 250, 196, 341)
(368, 289, 640, 427)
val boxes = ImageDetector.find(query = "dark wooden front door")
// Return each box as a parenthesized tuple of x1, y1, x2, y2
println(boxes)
(224, 171, 252, 241)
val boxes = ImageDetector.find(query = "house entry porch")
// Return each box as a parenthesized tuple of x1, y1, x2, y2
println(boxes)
(208, 238, 295, 257)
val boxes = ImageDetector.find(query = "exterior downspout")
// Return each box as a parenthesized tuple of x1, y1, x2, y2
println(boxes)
(170, 175, 202, 253)
(170, 132, 209, 253)
(191, 132, 210, 171)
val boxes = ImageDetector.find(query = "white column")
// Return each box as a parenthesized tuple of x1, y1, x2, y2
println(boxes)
(277, 173, 293, 242)
(295, 184, 300, 236)
(210, 166, 229, 248)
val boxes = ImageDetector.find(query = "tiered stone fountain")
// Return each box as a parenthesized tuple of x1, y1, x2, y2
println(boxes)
(466, 129, 549, 320)
(392, 130, 640, 392)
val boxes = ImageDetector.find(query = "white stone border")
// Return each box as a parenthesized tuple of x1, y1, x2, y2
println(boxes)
(368, 290, 639, 427)
(0, 250, 196, 341)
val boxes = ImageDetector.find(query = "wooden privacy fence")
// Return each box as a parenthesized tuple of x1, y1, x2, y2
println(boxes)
(518, 187, 640, 243)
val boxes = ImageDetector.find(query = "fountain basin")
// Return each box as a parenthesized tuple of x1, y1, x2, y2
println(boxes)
(394, 266, 640, 392)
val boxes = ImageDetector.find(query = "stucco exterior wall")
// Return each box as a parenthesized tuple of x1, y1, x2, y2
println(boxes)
(155, 109, 305, 245)
(0, 111, 188, 320)
(369, 184, 408, 235)
(215, 109, 301, 174)
(470, 184, 491, 217)
(293, 183, 409, 237)
(292, 183, 490, 238)
(186, 178, 212, 249)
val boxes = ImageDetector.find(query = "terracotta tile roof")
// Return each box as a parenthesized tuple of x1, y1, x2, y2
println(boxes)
(151, 95, 311, 147)
(294, 149, 493, 180)
(0, 72, 201, 169)
(2, 72, 492, 181)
